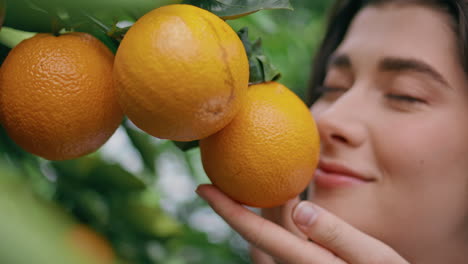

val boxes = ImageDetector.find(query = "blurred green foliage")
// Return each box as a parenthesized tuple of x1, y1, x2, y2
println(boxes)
(0, 0, 332, 263)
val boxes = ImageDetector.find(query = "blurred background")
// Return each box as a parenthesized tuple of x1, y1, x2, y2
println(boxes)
(0, 0, 333, 263)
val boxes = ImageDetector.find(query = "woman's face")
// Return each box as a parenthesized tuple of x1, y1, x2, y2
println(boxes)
(310, 3, 468, 257)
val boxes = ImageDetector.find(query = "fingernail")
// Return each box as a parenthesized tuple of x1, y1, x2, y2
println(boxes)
(195, 185, 208, 200)
(293, 202, 317, 226)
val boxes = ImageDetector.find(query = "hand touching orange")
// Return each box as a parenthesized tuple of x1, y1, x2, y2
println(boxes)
(197, 184, 409, 264)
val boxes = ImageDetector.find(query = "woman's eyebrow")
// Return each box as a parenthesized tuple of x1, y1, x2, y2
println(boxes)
(327, 54, 450, 88)
(327, 53, 352, 69)
(379, 57, 450, 88)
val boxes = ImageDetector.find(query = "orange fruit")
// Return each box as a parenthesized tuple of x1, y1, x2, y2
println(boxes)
(68, 225, 115, 264)
(200, 82, 320, 208)
(0, 33, 122, 160)
(113, 4, 249, 141)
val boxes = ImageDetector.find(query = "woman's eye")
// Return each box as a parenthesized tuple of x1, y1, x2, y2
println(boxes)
(386, 94, 426, 103)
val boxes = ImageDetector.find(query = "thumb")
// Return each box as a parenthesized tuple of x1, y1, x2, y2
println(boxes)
(262, 197, 307, 239)
(292, 202, 406, 263)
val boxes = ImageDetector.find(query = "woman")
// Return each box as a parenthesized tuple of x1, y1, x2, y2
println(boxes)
(197, 0, 468, 263)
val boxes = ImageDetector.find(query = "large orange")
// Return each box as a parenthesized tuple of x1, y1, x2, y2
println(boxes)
(200, 82, 320, 208)
(68, 225, 115, 264)
(0, 33, 122, 160)
(113, 4, 249, 141)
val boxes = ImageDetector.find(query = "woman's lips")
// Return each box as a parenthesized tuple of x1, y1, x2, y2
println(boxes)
(313, 161, 375, 188)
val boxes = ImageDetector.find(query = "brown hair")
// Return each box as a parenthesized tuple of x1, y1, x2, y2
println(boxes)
(307, 0, 468, 105)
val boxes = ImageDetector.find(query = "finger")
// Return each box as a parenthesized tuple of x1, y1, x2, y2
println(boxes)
(253, 198, 305, 264)
(196, 184, 347, 264)
(261, 197, 307, 240)
(292, 201, 407, 263)
(250, 246, 276, 264)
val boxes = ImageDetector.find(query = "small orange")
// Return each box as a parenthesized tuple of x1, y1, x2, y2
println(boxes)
(0, 33, 122, 160)
(200, 82, 320, 208)
(68, 225, 115, 264)
(113, 4, 249, 141)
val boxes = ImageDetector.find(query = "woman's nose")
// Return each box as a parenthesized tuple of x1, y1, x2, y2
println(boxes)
(313, 92, 368, 149)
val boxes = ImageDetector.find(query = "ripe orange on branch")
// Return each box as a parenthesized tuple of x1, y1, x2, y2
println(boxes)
(113, 4, 249, 141)
(200, 82, 320, 208)
(0, 32, 122, 160)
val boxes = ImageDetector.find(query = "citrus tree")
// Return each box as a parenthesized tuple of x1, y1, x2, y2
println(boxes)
(0, 0, 332, 263)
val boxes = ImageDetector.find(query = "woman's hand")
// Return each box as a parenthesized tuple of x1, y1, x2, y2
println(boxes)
(250, 195, 305, 263)
(196, 184, 409, 264)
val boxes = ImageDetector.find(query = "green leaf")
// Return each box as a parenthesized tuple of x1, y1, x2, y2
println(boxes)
(32, 0, 179, 11)
(173, 140, 199, 152)
(118, 191, 182, 237)
(52, 157, 147, 192)
(88, 162, 148, 192)
(237, 27, 281, 84)
(69, 189, 110, 226)
(122, 121, 158, 174)
(183, 0, 292, 20)
(3, 0, 55, 33)
(257, 53, 281, 82)
(0, 27, 37, 48)
(184, 147, 210, 185)
(0, 0, 5, 29)
(3, 0, 180, 33)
